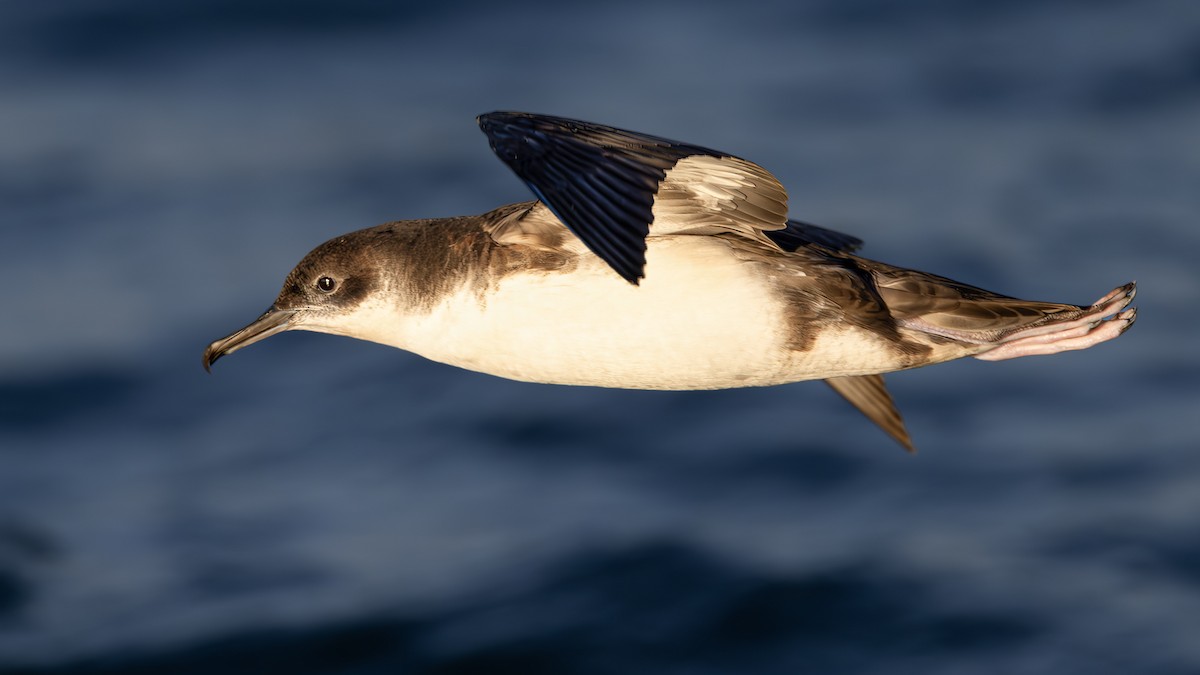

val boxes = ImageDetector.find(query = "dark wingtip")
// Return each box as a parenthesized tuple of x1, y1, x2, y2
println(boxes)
(477, 110, 514, 121)
(476, 111, 530, 137)
(478, 111, 689, 283)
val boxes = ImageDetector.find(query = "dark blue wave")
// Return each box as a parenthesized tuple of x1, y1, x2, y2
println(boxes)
(5, 542, 1040, 675)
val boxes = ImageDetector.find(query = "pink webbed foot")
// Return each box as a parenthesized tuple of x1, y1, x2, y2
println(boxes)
(975, 283, 1137, 362)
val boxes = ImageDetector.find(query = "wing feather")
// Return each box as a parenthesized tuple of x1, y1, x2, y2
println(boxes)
(477, 111, 863, 282)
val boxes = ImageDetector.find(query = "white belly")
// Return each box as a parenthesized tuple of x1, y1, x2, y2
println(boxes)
(334, 238, 908, 390)
(401, 239, 806, 389)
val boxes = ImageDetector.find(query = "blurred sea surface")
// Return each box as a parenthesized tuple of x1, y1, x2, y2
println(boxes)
(1, 1, 1199, 673)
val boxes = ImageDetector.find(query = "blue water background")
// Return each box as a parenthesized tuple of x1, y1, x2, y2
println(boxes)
(2, 1, 1199, 673)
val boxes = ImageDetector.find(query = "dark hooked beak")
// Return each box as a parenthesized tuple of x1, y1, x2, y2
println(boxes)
(203, 306, 297, 372)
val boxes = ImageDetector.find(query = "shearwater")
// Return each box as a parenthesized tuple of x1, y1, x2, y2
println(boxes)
(204, 112, 1136, 451)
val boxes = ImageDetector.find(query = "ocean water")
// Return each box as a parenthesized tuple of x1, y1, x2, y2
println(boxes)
(2, 1, 1199, 673)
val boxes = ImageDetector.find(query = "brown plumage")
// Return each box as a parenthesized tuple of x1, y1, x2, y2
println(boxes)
(204, 112, 1137, 452)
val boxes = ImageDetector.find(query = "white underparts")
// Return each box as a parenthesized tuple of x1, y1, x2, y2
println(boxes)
(303, 237, 908, 390)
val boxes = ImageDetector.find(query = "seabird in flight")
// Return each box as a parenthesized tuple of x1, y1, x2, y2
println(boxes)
(204, 112, 1137, 451)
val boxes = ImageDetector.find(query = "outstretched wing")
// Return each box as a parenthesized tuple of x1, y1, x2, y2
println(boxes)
(478, 111, 859, 283)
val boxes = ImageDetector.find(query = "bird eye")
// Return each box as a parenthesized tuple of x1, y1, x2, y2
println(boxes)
(316, 276, 337, 293)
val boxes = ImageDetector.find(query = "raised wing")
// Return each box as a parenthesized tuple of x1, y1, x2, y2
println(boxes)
(652, 154, 788, 239)
(478, 111, 860, 283)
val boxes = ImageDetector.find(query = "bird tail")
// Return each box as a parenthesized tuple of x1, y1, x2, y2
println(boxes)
(821, 270, 1136, 453)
